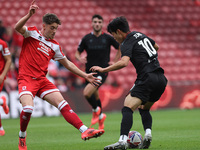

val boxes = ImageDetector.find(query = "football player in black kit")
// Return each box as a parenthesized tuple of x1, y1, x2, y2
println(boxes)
(75, 14, 120, 130)
(90, 16, 168, 150)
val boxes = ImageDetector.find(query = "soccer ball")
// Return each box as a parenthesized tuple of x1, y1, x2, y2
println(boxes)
(127, 131, 143, 148)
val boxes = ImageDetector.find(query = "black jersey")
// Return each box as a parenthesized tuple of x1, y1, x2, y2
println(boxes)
(78, 32, 119, 72)
(121, 31, 164, 79)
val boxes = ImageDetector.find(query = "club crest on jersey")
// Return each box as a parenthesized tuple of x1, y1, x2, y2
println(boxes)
(37, 42, 51, 56)
(22, 86, 27, 91)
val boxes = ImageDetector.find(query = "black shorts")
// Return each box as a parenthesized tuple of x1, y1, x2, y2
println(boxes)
(129, 70, 168, 105)
(85, 71, 108, 88)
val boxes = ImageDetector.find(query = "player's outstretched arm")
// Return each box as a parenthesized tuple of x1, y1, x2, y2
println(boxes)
(14, 0, 39, 34)
(58, 58, 101, 86)
(90, 56, 130, 73)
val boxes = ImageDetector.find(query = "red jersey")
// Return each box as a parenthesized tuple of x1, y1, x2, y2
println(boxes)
(19, 26, 65, 78)
(0, 39, 11, 74)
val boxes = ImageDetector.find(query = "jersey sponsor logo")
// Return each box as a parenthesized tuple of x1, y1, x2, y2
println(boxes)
(22, 86, 27, 91)
(37, 42, 51, 56)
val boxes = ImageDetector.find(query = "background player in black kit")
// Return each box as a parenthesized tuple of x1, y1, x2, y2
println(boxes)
(91, 16, 168, 150)
(75, 14, 120, 129)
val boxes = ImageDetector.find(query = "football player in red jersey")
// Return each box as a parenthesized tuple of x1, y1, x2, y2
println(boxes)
(0, 38, 11, 136)
(15, 1, 104, 150)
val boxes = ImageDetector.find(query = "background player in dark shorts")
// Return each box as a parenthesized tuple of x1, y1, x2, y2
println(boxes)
(91, 16, 168, 150)
(75, 14, 120, 129)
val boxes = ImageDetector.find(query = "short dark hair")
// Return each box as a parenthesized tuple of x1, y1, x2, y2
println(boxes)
(92, 14, 103, 21)
(43, 13, 61, 25)
(107, 16, 130, 33)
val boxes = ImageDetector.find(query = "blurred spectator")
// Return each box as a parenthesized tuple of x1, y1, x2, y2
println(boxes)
(4, 63, 18, 92)
(2, 26, 13, 47)
(72, 77, 85, 89)
(12, 46, 21, 72)
(57, 77, 68, 92)
(12, 30, 23, 53)
(194, 0, 200, 6)
(0, 19, 6, 40)
(48, 60, 59, 78)
(46, 72, 55, 84)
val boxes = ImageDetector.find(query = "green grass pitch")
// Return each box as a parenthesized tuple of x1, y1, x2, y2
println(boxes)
(0, 109, 199, 150)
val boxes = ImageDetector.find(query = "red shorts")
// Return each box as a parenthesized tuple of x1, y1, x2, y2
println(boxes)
(18, 75, 59, 99)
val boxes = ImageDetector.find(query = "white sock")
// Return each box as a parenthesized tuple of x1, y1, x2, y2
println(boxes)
(0, 126, 3, 130)
(79, 125, 88, 133)
(19, 131, 26, 138)
(99, 113, 103, 120)
(92, 107, 99, 112)
(0, 99, 3, 105)
(58, 100, 68, 111)
(119, 135, 128, 143)
(145, 128, 151, 135)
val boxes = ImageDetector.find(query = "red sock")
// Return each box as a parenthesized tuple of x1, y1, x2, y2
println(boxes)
(59, 101, 83, 129)
(20, 106, 33, 132)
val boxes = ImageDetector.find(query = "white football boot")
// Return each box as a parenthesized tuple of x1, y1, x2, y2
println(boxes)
(139, 133, 152, 149)
(104, 141, 128, 150)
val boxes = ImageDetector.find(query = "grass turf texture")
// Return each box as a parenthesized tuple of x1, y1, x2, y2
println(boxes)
(0, 109, 199, 150)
